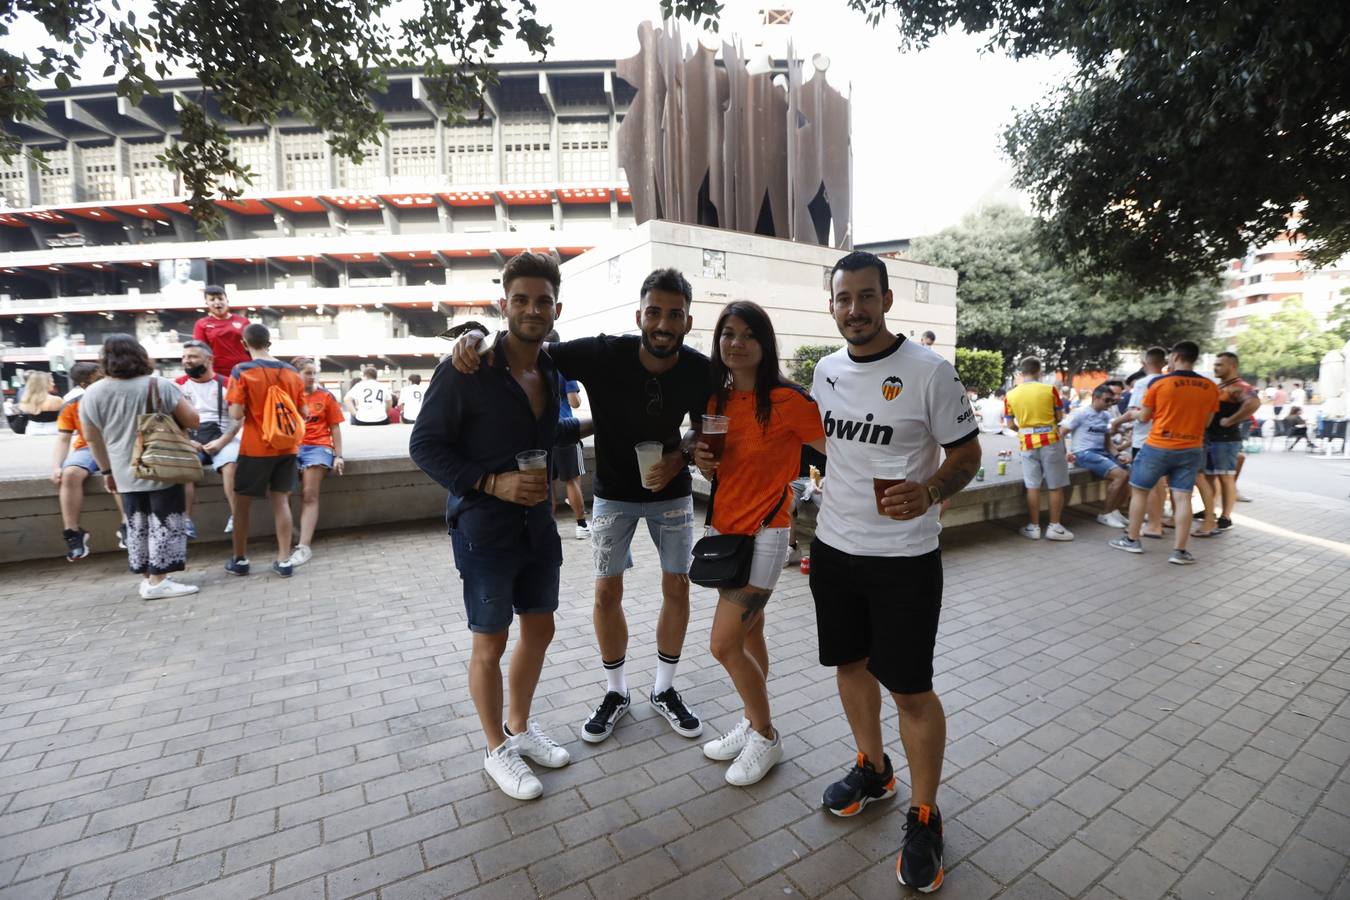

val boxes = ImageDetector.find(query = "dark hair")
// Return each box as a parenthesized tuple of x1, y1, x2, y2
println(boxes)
(362, 366, 377, 379)
(1019, 356, 1043, 377)
(69, 361, 100, 387)
(408, 374, 422, 384)
(1290, 405, 1302, 415)
(994, 387, 1007, 397)
(708, 301, 796, 429)
(242, 323, 270, 349)
(639, 267, 692, 308)
(1216, 351, 1239, 362)
(922, 330, 936, 341)
(99, 333, 154, 379)
(1092, 384, 1115, 401)
(1170, 340, 1200, 364)
(828, 251, 888, 297)
(1125, 369, 1145, 386)
(1144, 346, 1167, 366)
(182, 339, 213, 357)
(1103, 379, 1125, 390)
(501, 252, 561, 297)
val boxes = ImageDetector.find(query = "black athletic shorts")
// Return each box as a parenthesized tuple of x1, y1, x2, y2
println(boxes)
(809, 538, 943, 695)
(235, 454, 298, 498)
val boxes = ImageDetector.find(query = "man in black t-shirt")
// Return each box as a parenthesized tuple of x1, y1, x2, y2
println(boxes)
(453, 268, 711, 746)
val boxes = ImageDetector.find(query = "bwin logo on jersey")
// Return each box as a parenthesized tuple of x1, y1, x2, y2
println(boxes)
(823, 410, 894, 445)
(881, 376, 903, 401)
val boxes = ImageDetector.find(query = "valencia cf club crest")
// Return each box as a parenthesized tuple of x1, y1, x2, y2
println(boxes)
(881, 376, 903, 401)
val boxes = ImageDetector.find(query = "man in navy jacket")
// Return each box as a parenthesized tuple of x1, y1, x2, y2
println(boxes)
(410, 252, 590, 802)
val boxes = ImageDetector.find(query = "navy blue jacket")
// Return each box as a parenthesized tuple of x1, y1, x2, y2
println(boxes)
(409, 334, 580, 553)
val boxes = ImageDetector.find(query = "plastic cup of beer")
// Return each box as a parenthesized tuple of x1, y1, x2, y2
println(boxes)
(515, 449, 548, 472)
(872, 457, 908, 516)
(700, 414, 730, 462)
(635, 441, 665, 489)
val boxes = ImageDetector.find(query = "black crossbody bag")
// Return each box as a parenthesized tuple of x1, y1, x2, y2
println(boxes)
(689, 478, 789, 589)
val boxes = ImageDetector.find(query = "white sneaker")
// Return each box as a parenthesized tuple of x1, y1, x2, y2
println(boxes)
(509, 721, 570, 768)
(287, 544, 313, 567)
(483, 740, 542, 800)
(574, 523, 591, 540)
(703, 718, 751, 761)
(1019, 523, 1042, 540)
(140, 579, 199, 600)
(1097, 511, 1129, 528)
(224, 515, 233, 534)
(1045, 523, 1075, 541)
(726, 728, 782, 786)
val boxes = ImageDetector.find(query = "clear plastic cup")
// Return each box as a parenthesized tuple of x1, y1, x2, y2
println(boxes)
(699, 414, 729, 462)
(871, 457, 908, 516)
(635, 441, 665, 489)
(516, 449, 548, 472)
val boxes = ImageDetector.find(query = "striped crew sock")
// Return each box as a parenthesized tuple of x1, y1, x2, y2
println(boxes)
(653, 650, 680, 695)
(603, 656, 627, 694)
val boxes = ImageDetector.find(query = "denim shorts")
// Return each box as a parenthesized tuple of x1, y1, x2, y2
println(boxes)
(62, 446, 99, 474)
(297, 444, 335, 470)
(1129, 444, 1205, 493)
(1073, 448, 1123, 479)
(1203, 439, 1242, 475)
(1020, 441, 1069, 490)
(450, 532, 560, 634)
(591, 495, 695, 577)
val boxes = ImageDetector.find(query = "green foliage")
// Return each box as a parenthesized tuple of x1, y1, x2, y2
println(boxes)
(1329, 288, 1350, 341)
(788, 344, 840, 388)
(1, 0, 556, 231)
(838, 0, 1350, 288)
(908, 205, 1221, 378)
(1235, 298, 1342, 382)
(955, 348, 1003, 396)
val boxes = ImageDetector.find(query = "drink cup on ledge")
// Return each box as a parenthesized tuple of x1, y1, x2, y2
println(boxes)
(871, 456, 908, 516)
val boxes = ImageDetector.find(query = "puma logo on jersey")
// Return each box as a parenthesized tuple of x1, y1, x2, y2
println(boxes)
(823, 410, 894, 445)
(825, 376, 838, 390)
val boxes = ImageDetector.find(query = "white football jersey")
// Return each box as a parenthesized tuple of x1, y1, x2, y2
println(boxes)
(811, 336, 978, 557)
(400, 383, 426, 419)
(351, 380, 391, 423)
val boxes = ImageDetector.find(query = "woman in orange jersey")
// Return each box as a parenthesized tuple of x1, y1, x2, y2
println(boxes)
(692, 301, 826, 786)
(288, 358, 346, 568)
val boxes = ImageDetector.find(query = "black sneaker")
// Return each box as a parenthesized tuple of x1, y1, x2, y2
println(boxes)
(1217, 516, 1232, 530)
(582, 690, 630, 743)
(224, 556, 250, 576)
(823, 753, 897, 817)
(897, 805, 944, 892)
(271, 560, 293, 579)
(63, 528, 90, 562)
(650, 687, 702, 738)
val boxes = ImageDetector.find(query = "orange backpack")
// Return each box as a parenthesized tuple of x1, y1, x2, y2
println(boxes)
(260, 367, 303, 452)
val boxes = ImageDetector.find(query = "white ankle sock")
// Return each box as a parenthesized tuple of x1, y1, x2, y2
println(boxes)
(603, 656, 627, 694)
(654, 651, 679, 695)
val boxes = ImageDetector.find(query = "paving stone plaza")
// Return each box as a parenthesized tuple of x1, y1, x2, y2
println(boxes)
(1, 483, 1348, 900)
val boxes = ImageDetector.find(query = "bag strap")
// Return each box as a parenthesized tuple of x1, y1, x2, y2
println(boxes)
(704, 475, 790, 535)
(216, 375, 224, 420)
(145, 377, 159, 415)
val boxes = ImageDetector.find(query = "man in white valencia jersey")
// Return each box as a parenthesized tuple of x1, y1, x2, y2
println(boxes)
(810, 251, 982, 894)
(346, 366, 392, 426)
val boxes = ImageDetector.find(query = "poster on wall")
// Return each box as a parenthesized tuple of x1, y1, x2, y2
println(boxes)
(158, 258, 207, 301)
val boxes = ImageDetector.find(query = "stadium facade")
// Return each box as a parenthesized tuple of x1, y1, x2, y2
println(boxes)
(0, 63, 650, 388)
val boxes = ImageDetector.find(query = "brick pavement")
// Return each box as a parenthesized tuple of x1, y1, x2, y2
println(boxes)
(1, 491, 1348, 900)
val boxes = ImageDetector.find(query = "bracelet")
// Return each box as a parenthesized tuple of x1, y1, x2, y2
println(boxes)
(99, 468, 111, 476)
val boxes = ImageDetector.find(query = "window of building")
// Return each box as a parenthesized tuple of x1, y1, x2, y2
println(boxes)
(38, 146, 73, 205)
(81, 143, 119, 201)
(336, 142, 385, 190)
(446, 121, 494, 185)
(390, 126, 438, 180)
(559, 119, 609, 182)
(0, 155, 30, 208)
(281, 131, 330, 191)
(230, 133, 273, 190)
(502, 118, 551, 183)
(127, 140, 176, 198)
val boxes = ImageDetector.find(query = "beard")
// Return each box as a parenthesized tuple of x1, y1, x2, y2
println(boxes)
(840, 316, 884, 347)
(640, 327, 684, 359)
(507, 316, 549, 344)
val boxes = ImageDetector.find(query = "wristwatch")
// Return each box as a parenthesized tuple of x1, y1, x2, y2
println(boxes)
(926, 483, 942, 507)
(681, 447, 694, 467)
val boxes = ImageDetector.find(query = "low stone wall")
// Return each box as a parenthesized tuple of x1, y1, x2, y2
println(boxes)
(1, 448, 1105, 565)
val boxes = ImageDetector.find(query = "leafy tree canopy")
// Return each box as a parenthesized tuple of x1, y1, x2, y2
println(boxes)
(908, 204, 1221, 378)
(751, 1, 1349, 289)
(955, 347, 1002, 396)
(1235, 298, 1342, 383)
(789, 343, 841, 389)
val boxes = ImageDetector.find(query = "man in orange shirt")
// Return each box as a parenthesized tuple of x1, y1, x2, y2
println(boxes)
(1110, 341, 1218, 564)
(224, 323, 306, 578)
(51, 362, 125, 560)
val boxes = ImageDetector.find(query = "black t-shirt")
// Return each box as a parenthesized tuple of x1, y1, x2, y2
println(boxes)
(551, 335, 710, 502)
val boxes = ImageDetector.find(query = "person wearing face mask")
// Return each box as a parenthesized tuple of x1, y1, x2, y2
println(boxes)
(192, 285, 252, 380)
(176, 340, 242, 538)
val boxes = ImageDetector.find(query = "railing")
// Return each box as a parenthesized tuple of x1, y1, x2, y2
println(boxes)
(0, 283, 500, 315)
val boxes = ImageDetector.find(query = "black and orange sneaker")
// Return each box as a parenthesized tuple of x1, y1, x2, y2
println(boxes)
(897, 804, 944, 892)
(822, 753, 896, 816)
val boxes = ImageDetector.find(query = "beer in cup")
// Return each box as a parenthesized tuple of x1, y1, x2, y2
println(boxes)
(699, 414, 729, 462)
(872, 457, 908, 516)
